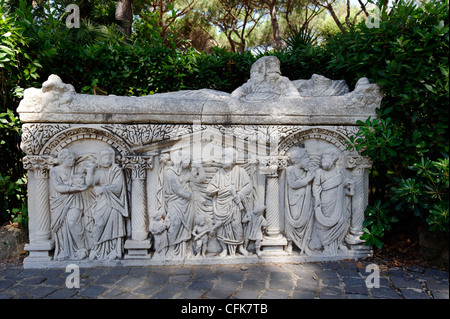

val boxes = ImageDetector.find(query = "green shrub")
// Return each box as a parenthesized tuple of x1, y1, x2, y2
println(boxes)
(0, 0, 448, 247)
(336, 0, 449, 245)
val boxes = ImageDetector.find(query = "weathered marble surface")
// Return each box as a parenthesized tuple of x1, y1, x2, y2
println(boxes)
(18, 56, 381, 268)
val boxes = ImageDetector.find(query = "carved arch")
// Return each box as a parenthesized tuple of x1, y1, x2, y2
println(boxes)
(278, 127, 350, 156)
(39, 126, 131, 156)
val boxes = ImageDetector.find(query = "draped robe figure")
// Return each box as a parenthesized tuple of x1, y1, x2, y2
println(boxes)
(285, 163, 315, 255)
(88, 148, 128, 261)
(312, 149, 353, 256)
(49, 150, 88, 261)
(163, 150, 205, 259)
(206, 148, 252, 257)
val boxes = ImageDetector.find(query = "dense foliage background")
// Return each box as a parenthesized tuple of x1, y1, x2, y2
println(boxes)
(1, 0, 448, 259)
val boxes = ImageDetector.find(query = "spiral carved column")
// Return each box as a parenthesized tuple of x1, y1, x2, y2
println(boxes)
(259, 156, 288, 255)
(123, 155, 154, 259)
(265, 174, 281, 237)
(345, 155, 372, 246)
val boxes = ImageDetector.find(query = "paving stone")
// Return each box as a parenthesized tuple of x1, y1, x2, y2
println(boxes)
(146, 273, 169, 285)
(370, 287, 402, 299)
(152, 290, 178, 299)
(400, 288, 430, 299)
(425, 279, 449, 293)
(318, 293, 345, 299)
(269, 279, 294, 290)
(41, 269, 64, 278)
(133, 284, 161, 296)
(322, 277, 340, 286)
(0, 279, 15, 289)
(188, 280, 215, 290)
(206, 288, 235, 299)
(220, 271, 245, 283)
(260, 289, 290, 299)
(82, 268, 107, 278)
(178, 289, 208, 299)
(0, 268, 22, 278)
(46, 288, 78, 299)
(22, 276, 46, 285)
(321, 286, 342, 296)
(42, 277, 66, 287)
(192, 270, 219, 281)
(390, 275, 423, 289)
(78, 285, 108, 298)
(315, 268, 338, 279)
(128, 267, 152, 278)
(26, 286, 57, 298)
(342, 276, 366, 286)
(170, 274, 191, 283)
(93, 275, 121, 285)
(232, 289, 261, 299)
(116, 276, 144, 289)
(242, 279, 266, 290)
(291, 291, 316, 299)
(0, 293, 14, 299)
(344, 285, 369, 295)
(113, 292, 142, 299)
(270, 271, 291, 281)
(0, 262, 447, 300)
(432, 291, 449, 299)
(101, 288, 124, 299)
(19, 269, 44, 277)
(347, 294, 370, 299)
(424, 268, 449, 280)
(171, 266, 192, 275)
(6, 284, 33, 295)
(105, 267, 131, 276)
(295, 278, 318, 292)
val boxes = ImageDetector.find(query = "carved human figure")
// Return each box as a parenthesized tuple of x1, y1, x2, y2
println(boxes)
(284, 147, 316, 255)
(207, 147, 251, 257)
(149, 211, 170, 260)
(163, 150, 206, 259)
(191, 214, 210, 257)
(49, 149, 89, 260)
(312, 148, 354, 256)
(242, 205, 267, 256)
(86, 147, 128, 261)
(229, 56, 300, 104)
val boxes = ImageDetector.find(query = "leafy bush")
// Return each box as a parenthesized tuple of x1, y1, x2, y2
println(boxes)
(0, 0, 448, 251)
(337, 0, 449, 246)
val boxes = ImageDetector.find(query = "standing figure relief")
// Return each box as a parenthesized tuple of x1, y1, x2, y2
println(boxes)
(49, 147, 128, 261)
(284, 146, 355, 256)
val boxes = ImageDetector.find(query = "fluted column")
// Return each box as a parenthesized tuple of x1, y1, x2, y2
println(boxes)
(123, 155, 153, 259)
(22, 156, 55, 264)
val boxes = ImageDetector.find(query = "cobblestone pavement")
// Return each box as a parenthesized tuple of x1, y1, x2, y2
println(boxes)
(0, 259, 448, 300)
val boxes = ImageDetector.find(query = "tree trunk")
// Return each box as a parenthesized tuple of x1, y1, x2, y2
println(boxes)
(267, 0, 282, 49)
(326, 4, 346, 34)
(115, 0, 133, 38)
